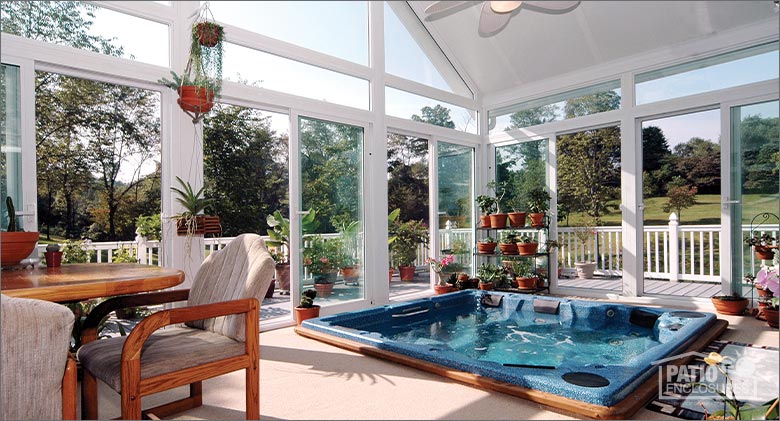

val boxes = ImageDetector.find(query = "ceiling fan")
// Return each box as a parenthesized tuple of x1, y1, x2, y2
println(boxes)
(423, 1, 581, 36)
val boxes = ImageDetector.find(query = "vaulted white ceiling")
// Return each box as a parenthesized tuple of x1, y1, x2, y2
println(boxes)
(408, 1, 779, 98)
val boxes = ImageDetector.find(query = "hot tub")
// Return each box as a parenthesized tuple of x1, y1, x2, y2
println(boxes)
(296, 290, 727, 419)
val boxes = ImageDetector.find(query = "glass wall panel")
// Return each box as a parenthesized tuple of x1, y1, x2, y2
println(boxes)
(438, 142, 474, 276)
(35, 71, 161, 246)
(385, 87, 477, 134)
(730, 101, 779, 299)
(641, 110, 722, 297)
(225, 43, 369, 110)
(556, 126, 622, 290)
(489, 81, 621, 135)
(299, 116, 364, 306)
(387, 132, 429, 294)
(1, 2, 169, 66)
(209, 1, 368, 65)
(0, 64, 22, 231)
(384, 2, 471, 97)
(636, 42, 779, 105)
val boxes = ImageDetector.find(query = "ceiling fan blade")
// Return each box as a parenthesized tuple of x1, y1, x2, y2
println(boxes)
(478, 1, 513, 36)
(523, 1, 580, 12)
(490, 1, 523, 14)
(424, 1, 470, 15)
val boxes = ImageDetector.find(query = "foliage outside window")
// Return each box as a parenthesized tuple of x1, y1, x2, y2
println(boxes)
(495, 140, 547, 214)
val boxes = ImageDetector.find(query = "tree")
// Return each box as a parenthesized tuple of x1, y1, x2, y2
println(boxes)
(507, 105, 557, 129)
(739, 115, 780, 193)
(411, 105, 455, 129)
(387, 133, 428, 224)
(564, 91, 620, 118)
(641, 126, 673, 197)
(203, 104, 289, 236)
(663, 183, 698, 220)
(672, 137, 720, 195)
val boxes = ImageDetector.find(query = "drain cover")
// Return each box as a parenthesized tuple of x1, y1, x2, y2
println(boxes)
(669, 311, 707, 318)
(562, 372, 610, 388)
(608, 338, 624, 346)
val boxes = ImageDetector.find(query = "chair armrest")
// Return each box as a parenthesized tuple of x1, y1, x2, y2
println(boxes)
(121, 298, 259, 361)
(81, 289, 191, 345)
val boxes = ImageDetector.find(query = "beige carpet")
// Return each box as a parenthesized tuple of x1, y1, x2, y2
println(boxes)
(89, 310, 778, 420)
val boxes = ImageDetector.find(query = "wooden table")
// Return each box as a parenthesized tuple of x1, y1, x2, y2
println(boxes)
(1, 263, 184, 302)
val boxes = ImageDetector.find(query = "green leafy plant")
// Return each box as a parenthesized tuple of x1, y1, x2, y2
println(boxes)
(744, 232, 777, 247)
(476, 194, 497, 215)
(266, 209, 319, 263)
(479, 236, 495, 244)
(487, 180, 508, 214)
(527, 187, 551, 213)
(62, 239, 92, 263)
(157, 70, 222, 97)
(302, 235, 346, 282)
(477, 262, 505, 285)
(298, 289, 317, 308)
(171, 176, 214, 256)
(112, 246, 137, 263)
(508, 259, 534, 278)
(389, 218, 429, 267)
(135, 214, 161, 240)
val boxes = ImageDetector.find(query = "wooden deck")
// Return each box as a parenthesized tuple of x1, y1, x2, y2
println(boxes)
(558, 276, 721, 297)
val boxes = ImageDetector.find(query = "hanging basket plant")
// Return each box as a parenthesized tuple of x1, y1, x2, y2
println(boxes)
(157, 3, 224, 123)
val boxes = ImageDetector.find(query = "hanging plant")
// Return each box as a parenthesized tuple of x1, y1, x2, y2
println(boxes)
(157, 3, 224, 123)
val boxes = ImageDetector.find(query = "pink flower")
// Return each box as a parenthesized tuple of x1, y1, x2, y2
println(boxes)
(756, 267, 779, 296)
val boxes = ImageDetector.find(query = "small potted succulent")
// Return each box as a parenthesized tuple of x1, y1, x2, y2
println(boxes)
(476, 194, 497, 228)
(477, 262, 504, 291)
(527, 187, 551, 228)
(499, 235, 519, 255)
(744, 233, 777, 260)
(487, 181, 509, 229)
(509, 259, 538, 289)
(516, 235, 539, 256)
(44, 243, 63, 268)
(477, 236, 497, 254)
(294, 289, 320, 326)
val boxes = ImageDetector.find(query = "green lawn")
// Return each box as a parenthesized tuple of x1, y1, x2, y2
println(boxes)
(561, 193, 779, 227)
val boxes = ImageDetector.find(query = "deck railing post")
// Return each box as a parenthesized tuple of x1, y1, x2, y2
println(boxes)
(135, 230, 148, 265)
(669, 213, 679, 282)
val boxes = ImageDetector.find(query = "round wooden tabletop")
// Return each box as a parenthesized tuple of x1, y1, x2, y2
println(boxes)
(1, 263, 185, 302)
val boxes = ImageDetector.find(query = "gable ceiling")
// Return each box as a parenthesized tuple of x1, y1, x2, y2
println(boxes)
(408, 1, 779, 98)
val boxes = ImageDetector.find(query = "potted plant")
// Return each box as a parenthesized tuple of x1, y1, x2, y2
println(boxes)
(744, 233, 778, 260)
(527, 187, 551, 228)
(507, 196, 527, 228)
(477, 236, 497, 254)
(487, 180, 508, 228)
(170, 176, 218, 256)
(1, 196, 39, 267)
(573, 224, 596, 279)
(754, 266, 779, 328)
(158, 70, 220, 119)
(303, 235, 345, 298)
(476, 194, 497, 228)
(499, 235, 518, 255)
(44, 243, 63, 268)
(338, 220, 361, 283)
(477, 262, 505, 290)
(509, 259, 538, 289)
(516, 235, 539, 256)
(267, 209, 319, 294)
(711, 292, 749, 316)
(389, 218, 429, 281)
(427, 254, 456, 294)
(294, 289, 320, 326)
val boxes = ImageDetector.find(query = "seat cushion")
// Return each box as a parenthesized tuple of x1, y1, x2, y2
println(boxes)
(77, 327, 245, 392)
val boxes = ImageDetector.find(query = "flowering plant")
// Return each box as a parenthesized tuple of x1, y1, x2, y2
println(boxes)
(302, 235, 345, 280)
(426, 254, 455, 274)
(755, 266, 779, 296)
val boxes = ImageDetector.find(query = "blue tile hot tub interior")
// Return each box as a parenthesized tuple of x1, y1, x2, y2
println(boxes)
(301, 290, 717, 408)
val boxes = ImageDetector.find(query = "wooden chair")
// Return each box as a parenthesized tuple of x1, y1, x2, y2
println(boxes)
(77, 234, 275, 420)
(0, 295, 78, 420)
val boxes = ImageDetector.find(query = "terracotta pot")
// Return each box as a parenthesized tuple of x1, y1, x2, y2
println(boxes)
(499, 242, 518, 255)
(517, 242, 539, 256)
(765, 307, 779, 329)
(457, 273, 470, 282)
(479, 215, 492, 228)
(528, 213, 546, 228)
(434, 285, 454, 295)
(45, 251, 63, 268)
(275, 263, 290, 291)
(489, 213, 508, 229)
(754, 245, 776, 260)
(177, 86, 215, 114)
(294, 305, 321, 326)
(478, 282, 493, 291)
(398, 265, 416, 281)
(515, 276, 537, 289)
(575, 261, 596, 279)
(1, 231, 39, 267)
(388, 268, 394, 283)
(341, 265, 361, 280)
(477, 242, 497, 254)
(507, 212, 527, 227)
(176, 215, 221, 235)
(711, 297, 748, 316)
(314, 282, 334, 298)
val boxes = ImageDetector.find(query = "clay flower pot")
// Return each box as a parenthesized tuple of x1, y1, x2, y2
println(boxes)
(45, 251, 63, 268)
(0, 231, 39, 267)
(575, 261, 596, 279)
(177, 86, 215, 114)
(398, 265, 416, 281)
(517, 242, 539, 256)
(294, 305, 320, 326)
(499, 242, 518, 255)
(489, 213, 508, 229)
(764, 307, 779, 329)
(479, 215, 492, 228)
(515, 276, 538, 289)
(754, 245, 776, 260)
(477, 242, 497, 254)
(434, 284, 454, 295)
(711, 297, 749, 316)
(528, 212, 546, 227)
(508, 212, 527, 227)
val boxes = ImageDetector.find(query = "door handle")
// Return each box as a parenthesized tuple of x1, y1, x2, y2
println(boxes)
(295, 210, 310, 215)
(722, 200, 740, 204)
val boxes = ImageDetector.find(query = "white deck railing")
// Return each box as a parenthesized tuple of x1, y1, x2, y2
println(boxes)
(37, 214, 777, 285)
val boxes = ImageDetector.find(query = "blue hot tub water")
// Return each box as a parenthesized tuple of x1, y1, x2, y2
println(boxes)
(302, 291, 716, 407)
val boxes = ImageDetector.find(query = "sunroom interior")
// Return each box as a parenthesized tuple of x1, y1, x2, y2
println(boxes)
(1, 1, 779, 420)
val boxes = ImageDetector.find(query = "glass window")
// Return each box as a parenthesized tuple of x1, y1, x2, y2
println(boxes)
(299, 116, 364, 306)
(385, 87, 477, 134)
(1, 64, 22, 231)
(225, 43, 369, 110)
(489, 81, 620, 134)
(1, 2, 169, 67)
(438, 142, 474, 275)
(384, 2, 471, 97)
(35, 71, 161, 242)
(208, 1, 368, 66)
(636, 42, 779, 105)
(495, 140, 548, 216)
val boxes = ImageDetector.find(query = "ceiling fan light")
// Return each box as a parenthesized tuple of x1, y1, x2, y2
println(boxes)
(490, 1, 523, 14)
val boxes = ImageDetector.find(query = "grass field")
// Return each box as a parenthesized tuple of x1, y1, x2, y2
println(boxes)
(560, 194, 779, 227)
